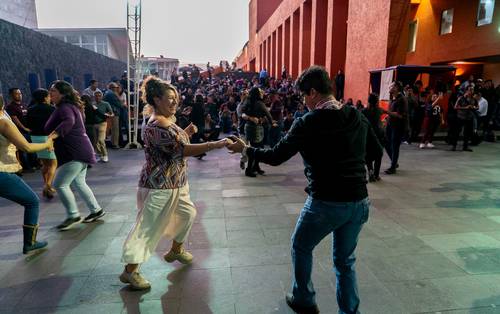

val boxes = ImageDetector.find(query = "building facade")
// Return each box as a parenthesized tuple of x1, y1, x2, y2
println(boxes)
(235, 0, 500, 102)
(140, 56, 180, 81)
(37, 28, 131, 63)
(0, 0, 38, 29)
(0, 19, 126, 100)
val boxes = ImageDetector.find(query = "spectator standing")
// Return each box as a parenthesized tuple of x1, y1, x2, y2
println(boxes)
(335, 69, 345, 101)
(82, 79, 100, 104)
(419, 92, 443, 149)
(450, 86, 478, 152)
(6, 87, 35, 172)
(104, 82, 123, 149)
(362, 93, 385, 182)
(93, 90, 114, 162)
(383, 81, 408, 174)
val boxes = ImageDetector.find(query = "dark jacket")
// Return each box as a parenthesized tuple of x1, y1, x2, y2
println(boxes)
(26, 103, 55, 136)
(247, 105, 383, 202)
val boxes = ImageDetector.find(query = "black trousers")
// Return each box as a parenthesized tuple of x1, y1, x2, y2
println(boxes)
(385, 126, 403, 169)
(246, 141, 264, 173)
(450, 119, 473, 149)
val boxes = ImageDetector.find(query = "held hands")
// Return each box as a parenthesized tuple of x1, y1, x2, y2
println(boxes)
(48, 131, 59, 140)
(46, 137, 54, 151)
(226, 135, 247, 154)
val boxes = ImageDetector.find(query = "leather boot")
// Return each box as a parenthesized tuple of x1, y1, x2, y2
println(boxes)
(23, 224, 48, 254)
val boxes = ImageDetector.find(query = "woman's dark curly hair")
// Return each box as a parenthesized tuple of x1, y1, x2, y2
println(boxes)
(141, 76, 178, 108)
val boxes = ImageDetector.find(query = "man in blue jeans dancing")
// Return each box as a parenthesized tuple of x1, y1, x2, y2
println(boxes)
(228, 66, 383, 314)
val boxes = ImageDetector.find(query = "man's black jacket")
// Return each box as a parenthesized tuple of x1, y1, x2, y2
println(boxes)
(247, 105, 383, 202)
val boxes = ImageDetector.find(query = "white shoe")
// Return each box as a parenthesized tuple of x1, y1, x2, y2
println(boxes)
(102, 155, 109, 162)
(164, 248, 193, 264)
(426, 143, 435, 148)
(119, 270, 151, 290)
(419, 143, 426, 149)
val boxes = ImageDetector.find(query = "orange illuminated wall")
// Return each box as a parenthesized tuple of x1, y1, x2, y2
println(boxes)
(406, 0, 500, 65)
(344, 0, 392, 103)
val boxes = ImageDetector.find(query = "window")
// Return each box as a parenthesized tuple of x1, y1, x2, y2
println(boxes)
(81, 35, 95, 44)
(408, 20, 418, 52)
(96, 34, 107, 44)
(440, 9, 454, 35)
(96, 44, 108, 55)
(66, 35, 80, 44)
(477, 0, 495, 26)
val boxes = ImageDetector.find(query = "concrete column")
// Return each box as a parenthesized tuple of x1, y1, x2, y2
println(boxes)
(283, 17, 291, 77)
(299, 0, 312, 72)
(271, 31, 277, 77)
(259, 43, 263, 71)
(311, 0, 328, 67)
(278, 25, 283, 79)
(267, 36, 272, 74)
(291, 9, 300, 78)
(262, 40, 267, 72)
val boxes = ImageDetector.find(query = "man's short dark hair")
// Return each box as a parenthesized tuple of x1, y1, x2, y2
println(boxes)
(89, 79, 98, 85)
(392, 81, 403, 92)
(8, 88, 20, 95)
(296, 66, 332, 96)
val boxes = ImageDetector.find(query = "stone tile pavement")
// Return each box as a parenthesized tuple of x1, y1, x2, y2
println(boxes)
(1, 141, 500, 313)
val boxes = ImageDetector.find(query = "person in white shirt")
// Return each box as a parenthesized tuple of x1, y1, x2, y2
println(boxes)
(474, 91, 488, 135)
(82, 80, 100, 104)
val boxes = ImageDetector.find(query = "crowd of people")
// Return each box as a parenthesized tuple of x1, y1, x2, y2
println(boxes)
(1, 63, 499, 313)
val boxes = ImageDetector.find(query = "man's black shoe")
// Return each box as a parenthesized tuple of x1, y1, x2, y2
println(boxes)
(449, 146, 457, 151)
(384, 168, 396, 175)
(462, 148, 473, 152)
(245, 170, 257, 177)
(256, 169, 265, 175)
(285, 294, 320, 314)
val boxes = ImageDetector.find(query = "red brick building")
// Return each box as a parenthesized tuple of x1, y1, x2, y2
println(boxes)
(235, 0, 500, 102)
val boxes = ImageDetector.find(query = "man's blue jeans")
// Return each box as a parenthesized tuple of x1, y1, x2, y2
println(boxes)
(0, 172, 39, 225)
(53, 161, 101, 218)
(291, 196, 369, 314)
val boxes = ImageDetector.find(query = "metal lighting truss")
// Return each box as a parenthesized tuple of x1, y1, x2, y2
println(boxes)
(126, 0, 142, 149)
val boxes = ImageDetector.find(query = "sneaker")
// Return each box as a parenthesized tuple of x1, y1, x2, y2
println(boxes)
(83, 209, 106, 223)
(419, 143, 426, 149)
(119, 270, 151, 290)
(101, 155, 109, 163)
(426, 143, 435, 148)
(57, 217, 83, 231)
(164, 248, 193, 264)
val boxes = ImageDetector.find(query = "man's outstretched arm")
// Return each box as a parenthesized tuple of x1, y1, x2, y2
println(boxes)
(228, 118, 305, 166)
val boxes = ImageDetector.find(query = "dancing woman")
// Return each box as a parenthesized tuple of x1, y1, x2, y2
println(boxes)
(120, 77, 229, 290)
(45, 80, 105, 231)
(0, 95, 53, 254)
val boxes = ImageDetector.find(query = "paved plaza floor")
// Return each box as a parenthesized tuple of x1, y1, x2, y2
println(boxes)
(1, 141, 500, 314)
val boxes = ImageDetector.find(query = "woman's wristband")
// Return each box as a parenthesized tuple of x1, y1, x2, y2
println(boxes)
(207, 142, 213, 152)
